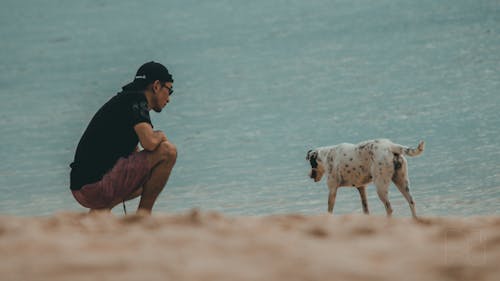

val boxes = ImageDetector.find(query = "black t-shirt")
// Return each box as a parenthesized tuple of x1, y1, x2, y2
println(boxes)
(70, 91, 152, 190)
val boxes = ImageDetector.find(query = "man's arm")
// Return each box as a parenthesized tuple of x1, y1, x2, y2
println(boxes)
(134, 122, 168, 151)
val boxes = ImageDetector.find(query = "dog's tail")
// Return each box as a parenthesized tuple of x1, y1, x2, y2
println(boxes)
(390, 141, 425, 157)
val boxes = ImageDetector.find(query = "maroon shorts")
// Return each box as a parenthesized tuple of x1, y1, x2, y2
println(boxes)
(72, 152, 151, 209)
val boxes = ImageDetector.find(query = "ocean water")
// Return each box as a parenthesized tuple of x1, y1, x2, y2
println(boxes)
(0, 0, 499, 217)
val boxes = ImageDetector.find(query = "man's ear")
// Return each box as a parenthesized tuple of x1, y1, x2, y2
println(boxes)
(152, 80, 162, 94)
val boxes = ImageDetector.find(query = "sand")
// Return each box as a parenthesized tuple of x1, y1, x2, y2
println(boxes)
(1, 210, 500, 281)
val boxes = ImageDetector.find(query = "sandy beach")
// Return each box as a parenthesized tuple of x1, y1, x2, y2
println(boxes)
(1, 210, 499, 281)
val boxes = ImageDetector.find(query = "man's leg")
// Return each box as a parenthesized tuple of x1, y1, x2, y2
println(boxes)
(107, 187, 144, 211)
(138, 141, 177, 213)
(91, 141, 176, 214)
(91, 187, 145, 213)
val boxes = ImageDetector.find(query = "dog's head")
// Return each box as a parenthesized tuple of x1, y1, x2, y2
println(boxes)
(306, 149, 325, 182)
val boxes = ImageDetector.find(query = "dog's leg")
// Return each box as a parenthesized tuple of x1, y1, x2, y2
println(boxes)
(326, 178, 339, 214)
(392, 158, 418, 218)
(395, 182, 417, 218)
(375, 180, 393, 217)
(393, 179, 417, 218)
(327, 188, 338, 214)
(356, 186, 369, 214)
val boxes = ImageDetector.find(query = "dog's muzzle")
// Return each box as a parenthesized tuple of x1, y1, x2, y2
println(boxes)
(309, 155, 319, 180)
(310, 168, 318, 180)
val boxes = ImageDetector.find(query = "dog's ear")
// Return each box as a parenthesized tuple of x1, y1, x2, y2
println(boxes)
(306, 150, 313, 161)
(306, 150, 318, 161)
(306, 150, 318, 163)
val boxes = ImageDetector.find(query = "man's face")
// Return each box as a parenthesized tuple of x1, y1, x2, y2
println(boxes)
(152, 81, 173, 112)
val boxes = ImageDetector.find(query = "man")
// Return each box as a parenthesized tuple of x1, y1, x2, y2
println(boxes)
(70, 61, 177, 214)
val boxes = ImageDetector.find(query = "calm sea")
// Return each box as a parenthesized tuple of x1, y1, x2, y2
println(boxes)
(1, 0, 499, 216)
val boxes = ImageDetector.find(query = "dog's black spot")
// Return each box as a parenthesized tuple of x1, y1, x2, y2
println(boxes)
(345, 164, 349, 167)
(309, 156, 318, 169)
(350, 158, 353, 161)
(339, 176, 346, 186)
(393, 153, 402, 170)
(362, 200, 368, 210)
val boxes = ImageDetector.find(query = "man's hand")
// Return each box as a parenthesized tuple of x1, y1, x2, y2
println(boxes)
(134, 123, 168, 151)
(153, 130, 168, 143)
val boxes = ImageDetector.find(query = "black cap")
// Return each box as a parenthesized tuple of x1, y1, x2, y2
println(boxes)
(122, 61, 173, 92)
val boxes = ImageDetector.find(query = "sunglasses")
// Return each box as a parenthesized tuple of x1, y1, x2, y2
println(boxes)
(162, 84, 174, 96)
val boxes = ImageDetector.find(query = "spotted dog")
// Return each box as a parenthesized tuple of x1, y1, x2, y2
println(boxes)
(306, 139, 424, 217)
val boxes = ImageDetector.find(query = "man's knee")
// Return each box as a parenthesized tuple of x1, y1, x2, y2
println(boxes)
(158, 141, 177, 162)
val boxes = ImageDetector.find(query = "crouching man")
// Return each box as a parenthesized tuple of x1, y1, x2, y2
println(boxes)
(70, 61, 177, 214)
